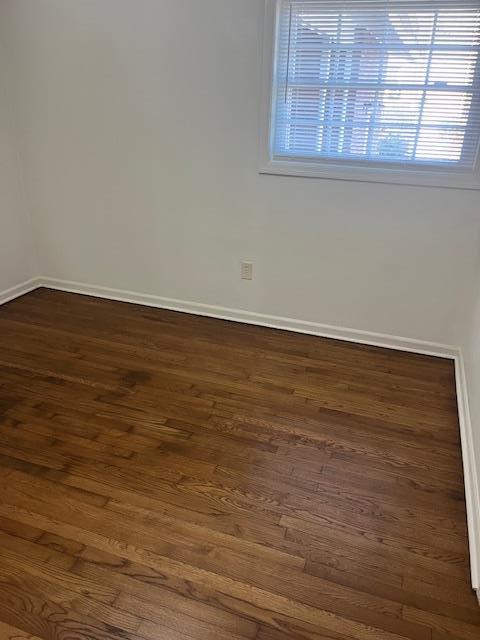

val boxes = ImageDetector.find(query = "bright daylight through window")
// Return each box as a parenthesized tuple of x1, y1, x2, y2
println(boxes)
(264, 0, 480, 184)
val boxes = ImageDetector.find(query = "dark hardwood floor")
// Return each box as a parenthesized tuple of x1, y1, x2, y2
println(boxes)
(0, 288, 478, 640)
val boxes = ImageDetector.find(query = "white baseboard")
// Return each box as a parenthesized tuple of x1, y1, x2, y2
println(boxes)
(40, 276, 459, 359)
(1, 275, 479, 593)
(0, 277, 41, 306)
(455, 353, 480, 591)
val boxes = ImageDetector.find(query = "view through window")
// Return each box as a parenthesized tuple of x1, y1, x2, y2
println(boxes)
(272, 0, 480, 167)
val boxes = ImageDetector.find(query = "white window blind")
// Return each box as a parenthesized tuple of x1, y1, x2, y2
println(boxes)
(272, 0, 480, 169)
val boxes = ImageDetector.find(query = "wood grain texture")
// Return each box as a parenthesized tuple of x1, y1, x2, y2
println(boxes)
(0, 288, 477, 640)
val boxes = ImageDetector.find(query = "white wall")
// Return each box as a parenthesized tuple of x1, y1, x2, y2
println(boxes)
(0, 11, 36, 293)
(3, 0, 480, 346)
(464, 243, 480, 430)
(461, 265, 480, 590)
(467, 294, 480, 472)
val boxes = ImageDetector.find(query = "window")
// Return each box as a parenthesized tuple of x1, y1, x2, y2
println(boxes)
(260, 0, 480, 187)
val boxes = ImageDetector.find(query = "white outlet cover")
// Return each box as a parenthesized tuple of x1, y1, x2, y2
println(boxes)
(241, 262, 253, 280)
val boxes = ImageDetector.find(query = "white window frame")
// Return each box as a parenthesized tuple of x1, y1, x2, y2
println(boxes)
(259, 0, 480, 189)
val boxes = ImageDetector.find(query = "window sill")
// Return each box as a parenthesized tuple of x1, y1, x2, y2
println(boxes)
(259, 159, 480, 190)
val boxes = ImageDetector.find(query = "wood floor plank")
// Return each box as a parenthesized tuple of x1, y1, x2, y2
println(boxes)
(74, 555, 260, 639)
(0, 576, 143, 640)
(0, 289, 477, 639)
(2, 470, 421, 634)
(0, 620, 45, 640)
(0, 559, 140, 634)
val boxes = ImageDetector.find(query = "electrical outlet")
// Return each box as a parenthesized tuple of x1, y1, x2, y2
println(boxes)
(241, 262, 253, 281)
